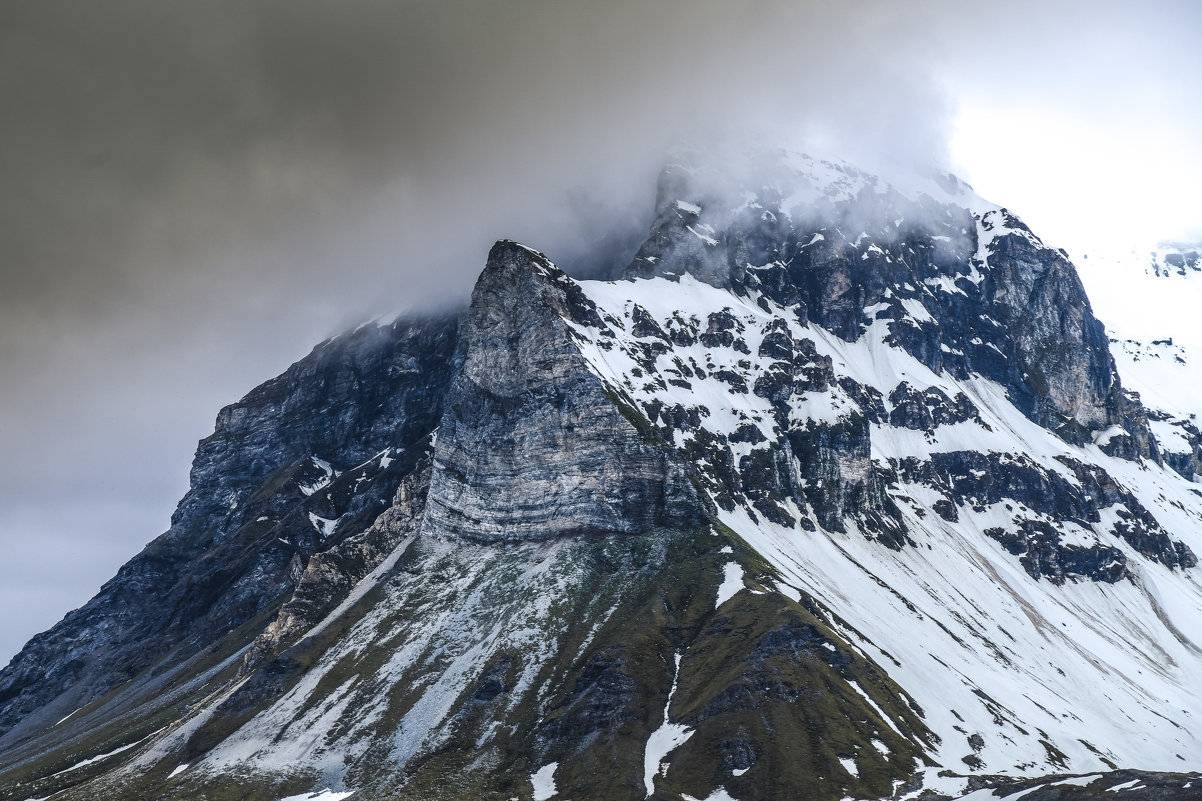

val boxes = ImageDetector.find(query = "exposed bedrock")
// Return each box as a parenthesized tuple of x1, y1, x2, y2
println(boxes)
(423, 240, 708, 542)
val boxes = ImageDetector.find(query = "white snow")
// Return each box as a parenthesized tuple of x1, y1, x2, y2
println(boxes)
(683, 790, 738, 801)
(899, 297, 934, 323)
(49, 730, 160, 777)
(1076, 243, 1202, 462)
(715, 562, 745, 608)
(839, 756, 858, 777)
(167, 763, 189, 778)
(531, 762, 558, 801)
(925, 275, 968, 296)
(643, 652, 693, 797)
(298, 457, 336, 496)
(1092, 424, 1127, 446)
(277, 790, 355, 801)
(308, 513, 339, 538)
(844, 680, 907, 740)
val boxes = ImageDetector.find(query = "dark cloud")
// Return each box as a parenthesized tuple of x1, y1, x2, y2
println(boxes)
(1, 0, 1199, 662)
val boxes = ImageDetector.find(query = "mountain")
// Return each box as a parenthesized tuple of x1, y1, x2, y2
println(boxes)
(1075, 241, 1202, 482)
(1, 149, 1200, 801)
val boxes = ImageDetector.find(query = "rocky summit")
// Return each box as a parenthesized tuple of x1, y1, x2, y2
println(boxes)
(1, 149, 1200, 801)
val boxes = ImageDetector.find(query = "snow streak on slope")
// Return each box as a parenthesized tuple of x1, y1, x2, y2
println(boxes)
(642, 653, 692, 797)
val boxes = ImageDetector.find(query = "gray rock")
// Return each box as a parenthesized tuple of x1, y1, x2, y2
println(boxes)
(423, 240, 708, 543)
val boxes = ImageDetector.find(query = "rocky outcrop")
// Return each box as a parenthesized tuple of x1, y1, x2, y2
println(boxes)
(1149, 408, 1202, 480)
(969, 770, 1202, 800)
(171, 316, 459, 547)
(423, 240, 707, 542)
(238, 456, 433, 676)
(982, 218, 1132, 442)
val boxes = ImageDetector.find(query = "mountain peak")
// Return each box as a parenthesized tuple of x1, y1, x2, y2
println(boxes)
(2, 151, 1201, 801)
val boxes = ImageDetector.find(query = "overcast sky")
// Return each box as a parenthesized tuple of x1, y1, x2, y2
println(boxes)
(1, 0, 1199, 665)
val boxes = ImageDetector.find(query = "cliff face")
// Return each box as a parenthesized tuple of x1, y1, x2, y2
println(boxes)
(423, 241, 706, 543)
(0, 152, 1201, 801)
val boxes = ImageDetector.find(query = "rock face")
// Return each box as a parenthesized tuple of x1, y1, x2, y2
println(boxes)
(1, 150, 1201, 801)
(237, 454, 434, 678)
(423, 241, 706, 542)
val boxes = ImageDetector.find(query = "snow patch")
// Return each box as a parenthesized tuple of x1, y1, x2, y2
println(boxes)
(643, 652, 694, 797)
(277, 790, 356, 801)
(683, 790, 738, 801)
(1092, 425, 1127, 446)
(298, 458, 336, 496)
(715, 562, 745, 608)
(49, 730, 159, 777)
(308, 513, 339, 538)
(531, 762, 558, 801)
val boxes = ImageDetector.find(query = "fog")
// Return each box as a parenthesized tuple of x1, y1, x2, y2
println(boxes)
(1, 0, 1199, 663)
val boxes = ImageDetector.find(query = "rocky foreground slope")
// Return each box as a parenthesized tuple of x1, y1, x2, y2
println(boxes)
(0, 151, 1200, 801)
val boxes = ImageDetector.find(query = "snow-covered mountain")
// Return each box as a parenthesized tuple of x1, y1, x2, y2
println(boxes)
(0, 149, 1200, 801)
(1076, 242, 1202, 481)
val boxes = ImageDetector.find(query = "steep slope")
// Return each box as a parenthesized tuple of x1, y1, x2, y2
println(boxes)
(563, 153, 1202, 779)
(0, 316, 460, 752)
(0, 150, 1200, 801)
(1076, 242, 1202, 480)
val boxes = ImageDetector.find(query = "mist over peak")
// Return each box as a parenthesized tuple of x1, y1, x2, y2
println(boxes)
(1, 0, 1200, 666)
